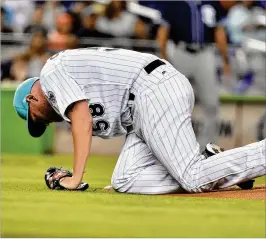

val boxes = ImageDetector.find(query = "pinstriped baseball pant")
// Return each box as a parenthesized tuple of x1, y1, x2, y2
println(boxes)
(111, 62, 266, 194)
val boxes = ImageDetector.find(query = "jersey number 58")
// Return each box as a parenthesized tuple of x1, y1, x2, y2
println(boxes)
(89, 103, 109, 132)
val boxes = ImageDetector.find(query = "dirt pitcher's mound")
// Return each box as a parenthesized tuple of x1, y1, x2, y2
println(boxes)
(175, 185, 266, 200)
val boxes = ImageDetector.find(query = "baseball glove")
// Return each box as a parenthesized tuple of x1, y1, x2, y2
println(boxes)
(44, 166, 89, 191)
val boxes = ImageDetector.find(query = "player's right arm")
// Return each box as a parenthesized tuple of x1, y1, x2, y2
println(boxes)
(201, 3, 231, 76)
(59, 100, 92, 189)
(215, 25, 231, 76)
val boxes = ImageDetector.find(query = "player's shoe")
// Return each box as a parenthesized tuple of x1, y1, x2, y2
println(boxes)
(202, 143, 225, 158)
(202, 143, 255, 190)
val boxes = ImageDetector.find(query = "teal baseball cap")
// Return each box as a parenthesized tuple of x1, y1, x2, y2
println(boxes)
(13, 77, 46, 138)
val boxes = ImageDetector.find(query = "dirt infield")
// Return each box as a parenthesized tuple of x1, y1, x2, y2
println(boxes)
(104, 184, 265, 200)
(174, 185, 266, 200)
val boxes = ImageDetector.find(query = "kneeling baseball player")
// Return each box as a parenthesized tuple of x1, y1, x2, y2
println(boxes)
(13, 48, 266, 194)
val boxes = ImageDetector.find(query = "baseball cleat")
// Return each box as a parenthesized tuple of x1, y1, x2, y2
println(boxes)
(202, 143, 225, 158)
(202, 143, 255, 190)
(237, 179, 255, 190)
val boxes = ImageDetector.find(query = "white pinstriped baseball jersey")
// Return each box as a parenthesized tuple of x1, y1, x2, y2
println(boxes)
(40, 47, 157, 138)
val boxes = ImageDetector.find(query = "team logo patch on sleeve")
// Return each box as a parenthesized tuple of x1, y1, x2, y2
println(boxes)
(48, 91, 56, 104)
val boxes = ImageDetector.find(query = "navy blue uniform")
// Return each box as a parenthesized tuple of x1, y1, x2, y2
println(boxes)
(159, 1, 205, 45)
(161, 1, 230, 44)
(201, 1, 231, 42)
(159, 1, 220, 149)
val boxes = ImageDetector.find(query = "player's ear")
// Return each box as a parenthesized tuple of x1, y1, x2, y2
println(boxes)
(26, 94, 37, 103)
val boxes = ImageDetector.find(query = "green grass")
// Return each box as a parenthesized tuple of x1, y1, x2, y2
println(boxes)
(1, 154, 265, 238)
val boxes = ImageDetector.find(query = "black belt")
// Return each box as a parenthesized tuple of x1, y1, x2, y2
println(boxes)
(144, 59, 166, 74)
(128, 59, 165, 102)
(186, 46, 205, 54)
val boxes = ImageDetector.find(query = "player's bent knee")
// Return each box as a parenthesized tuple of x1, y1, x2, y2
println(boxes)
(178, 174, 210, 193)
(180, 175, 224, 193)
(179, 182, 207, 193)
(111, 175, 130, 193)
(111, 181, 129, 193)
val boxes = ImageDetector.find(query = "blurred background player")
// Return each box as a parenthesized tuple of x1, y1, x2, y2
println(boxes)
(144, 1, 237, 149)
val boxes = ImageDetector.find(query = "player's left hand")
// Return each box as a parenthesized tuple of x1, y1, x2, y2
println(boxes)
(44, 166, 89, 191)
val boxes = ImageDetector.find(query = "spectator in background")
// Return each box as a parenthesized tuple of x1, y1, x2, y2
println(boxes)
(2, 0, 34, 33)
(77, 3, 113, 39)
(24, 6, 48, 36)
(228, 1, 266, 139)
(48, 13, 77, 51)
(71, 1, 93, 14)
(5, 31, 51, 82)
(35, 1, 66, 33)
(1, 7, 13, 34)
(95, 1, 148, 39)
(1, 7, 14, 46)
(225, 1, 266, 94)
(226, 0, 266, 44)
(67, 1, 95, 36)
(67, 10, 82, 36)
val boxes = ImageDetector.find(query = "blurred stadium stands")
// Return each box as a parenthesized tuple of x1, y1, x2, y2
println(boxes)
(1, 1, 265, 92)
